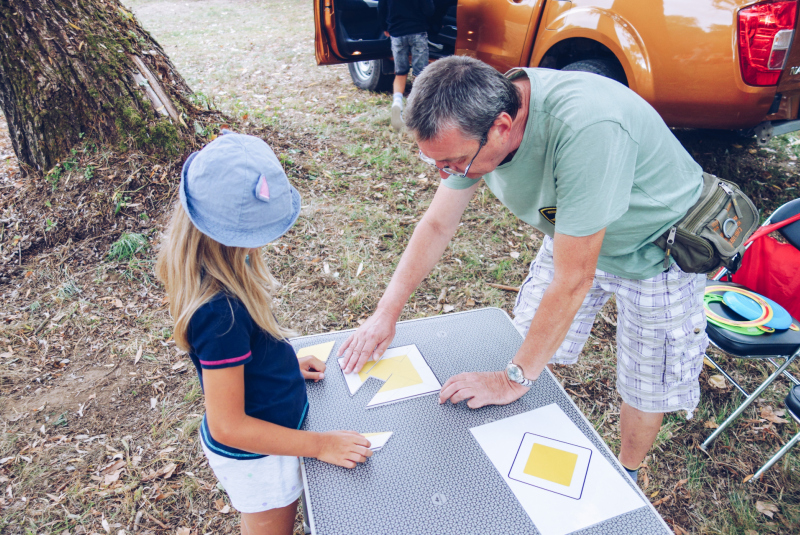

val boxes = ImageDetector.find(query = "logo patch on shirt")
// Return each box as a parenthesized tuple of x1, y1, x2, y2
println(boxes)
(539, 207, 557, 225)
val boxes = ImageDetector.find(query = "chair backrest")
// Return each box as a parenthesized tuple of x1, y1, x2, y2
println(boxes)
(769, 198, 800, 250)
(731, 198, 800, 319)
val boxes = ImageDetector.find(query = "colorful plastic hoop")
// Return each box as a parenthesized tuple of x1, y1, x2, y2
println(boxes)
(704, 285, 774, 328)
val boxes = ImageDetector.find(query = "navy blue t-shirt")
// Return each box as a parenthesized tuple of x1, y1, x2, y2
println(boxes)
(187, 293, 308, 459)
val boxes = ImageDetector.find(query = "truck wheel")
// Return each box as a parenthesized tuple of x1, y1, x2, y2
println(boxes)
(561, 58, 627, 86)
(348, 60, 393, 92)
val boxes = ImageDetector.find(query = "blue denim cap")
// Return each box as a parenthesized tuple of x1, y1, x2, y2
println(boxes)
(179, 132, 301, 248)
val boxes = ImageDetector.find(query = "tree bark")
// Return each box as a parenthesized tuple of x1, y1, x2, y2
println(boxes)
(0, 0, 196, 173)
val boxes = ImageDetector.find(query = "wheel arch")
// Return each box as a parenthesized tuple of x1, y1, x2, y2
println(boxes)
(531, 8, 654, 101)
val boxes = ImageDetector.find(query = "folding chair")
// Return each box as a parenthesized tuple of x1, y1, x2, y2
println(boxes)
(700, 199, 800, 480)
(750, 385, 800, 480)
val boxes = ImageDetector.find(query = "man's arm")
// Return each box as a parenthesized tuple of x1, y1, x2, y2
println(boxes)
(338, 180, 481, 373)
(439, 228, 605, 407)
(378, 0, 389, 34)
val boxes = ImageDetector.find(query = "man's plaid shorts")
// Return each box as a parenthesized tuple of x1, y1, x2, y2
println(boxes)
(513, 236, 708, 416)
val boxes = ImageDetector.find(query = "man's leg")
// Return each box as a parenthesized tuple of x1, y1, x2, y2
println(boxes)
(619, 403, 663, 469)
(393, 74, 408, 96)
(390, 36, 410, 131)
(611, 263, 708, 482)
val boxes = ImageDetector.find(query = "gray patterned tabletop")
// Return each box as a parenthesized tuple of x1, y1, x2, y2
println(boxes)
(291, 308, 671, 535)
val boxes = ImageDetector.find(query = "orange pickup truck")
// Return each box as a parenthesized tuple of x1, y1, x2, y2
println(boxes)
(314, 0, 800, 143)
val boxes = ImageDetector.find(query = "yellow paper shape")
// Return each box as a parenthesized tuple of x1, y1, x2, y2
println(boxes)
(523, 443, 578, 487)
(296, 341, 335, 363)
(357, 355, 423, 392)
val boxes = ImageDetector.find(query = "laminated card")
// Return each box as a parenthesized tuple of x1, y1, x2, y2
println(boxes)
(338, 344, 440, 408)
(470, 403, 644, 535)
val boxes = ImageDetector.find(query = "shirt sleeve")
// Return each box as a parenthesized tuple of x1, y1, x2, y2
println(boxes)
(439, 174, 482, 190)
(552, 121, 639, 237)
(189, 298, 253, 370)
(378, 0, 388, 33)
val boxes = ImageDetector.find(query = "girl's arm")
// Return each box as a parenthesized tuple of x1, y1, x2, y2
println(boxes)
(203, 365, 372, 468)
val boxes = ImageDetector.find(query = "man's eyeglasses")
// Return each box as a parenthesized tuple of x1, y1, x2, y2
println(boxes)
(418, 136, 487, 178)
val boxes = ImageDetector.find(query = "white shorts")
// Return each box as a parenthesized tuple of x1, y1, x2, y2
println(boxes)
(513, 235, 708, 416)
(201, 441, 303, 514)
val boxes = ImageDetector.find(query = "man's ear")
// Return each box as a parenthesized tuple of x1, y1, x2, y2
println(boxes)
(492, 112, 514, 144)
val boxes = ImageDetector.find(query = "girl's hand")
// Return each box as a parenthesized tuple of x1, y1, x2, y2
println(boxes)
(316, 431, 373, 468)
(299, 356, 326, 382)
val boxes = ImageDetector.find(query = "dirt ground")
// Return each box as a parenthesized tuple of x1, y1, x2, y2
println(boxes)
(1, 0, 799, 533)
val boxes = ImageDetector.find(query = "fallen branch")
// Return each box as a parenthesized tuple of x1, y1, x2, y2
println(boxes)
(486, 283, 519, 292)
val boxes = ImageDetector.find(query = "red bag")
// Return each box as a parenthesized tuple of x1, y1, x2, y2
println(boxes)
(731, 212, 800, 320)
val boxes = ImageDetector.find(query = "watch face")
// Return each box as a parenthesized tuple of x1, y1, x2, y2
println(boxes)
(507, 363, 522, 382)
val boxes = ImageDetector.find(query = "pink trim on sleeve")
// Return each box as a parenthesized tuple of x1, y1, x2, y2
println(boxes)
(199, 351, 252, 367)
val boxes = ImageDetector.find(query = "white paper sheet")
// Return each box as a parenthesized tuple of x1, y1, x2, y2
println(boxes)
(338, 344, 441, 408)
(361, 431, 393, 452)
(470, 404, 644, 535)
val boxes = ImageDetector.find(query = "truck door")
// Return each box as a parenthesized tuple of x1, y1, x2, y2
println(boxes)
(456, 0, 547, 73)
(314, 0, 391, 65)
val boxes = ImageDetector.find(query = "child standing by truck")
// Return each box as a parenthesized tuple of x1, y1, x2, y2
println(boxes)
(378, 0, 435, 131)
(157, 132, 372, 534)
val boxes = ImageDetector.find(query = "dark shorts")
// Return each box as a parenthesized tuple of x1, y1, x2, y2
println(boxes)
(391, 32, 429, 77)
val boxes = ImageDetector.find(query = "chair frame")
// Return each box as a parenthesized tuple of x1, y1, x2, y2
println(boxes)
(751, 400, 800, 480)
(699, 200, 800, 481)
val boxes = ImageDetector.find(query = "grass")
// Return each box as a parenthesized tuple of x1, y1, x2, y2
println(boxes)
(107, 233, 148, 261)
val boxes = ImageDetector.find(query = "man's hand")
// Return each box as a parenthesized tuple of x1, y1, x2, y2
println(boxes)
(384, 31, 390, 37)
(439, 371, 529, 409)
(337, 309, 397, 373)
(299, 356, 326, 382)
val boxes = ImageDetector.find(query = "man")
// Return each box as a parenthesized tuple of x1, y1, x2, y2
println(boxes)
(338, 56, 709, 482)
(378, 0, 435, 131)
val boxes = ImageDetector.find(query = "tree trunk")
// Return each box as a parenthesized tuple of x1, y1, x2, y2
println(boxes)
(0, 0, 196, 173)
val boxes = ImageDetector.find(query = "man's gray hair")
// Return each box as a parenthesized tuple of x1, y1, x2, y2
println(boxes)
(404, 56, 521, 142)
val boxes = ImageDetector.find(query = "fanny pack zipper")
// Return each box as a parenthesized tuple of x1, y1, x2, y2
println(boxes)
(682, 182, 734, 234)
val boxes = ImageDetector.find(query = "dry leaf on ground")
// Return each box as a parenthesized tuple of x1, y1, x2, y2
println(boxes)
(653, 494, 672, 506)
(704, 420, 720, 429)
(215, 497, 231, 514)
(176, 528, 191, 535)
(756, 500, 779, 518)
(708, 375, 727, 389)
(100, 459, 126, 475)
(760, 405, 789, 424)
(142, 462, 177, 482)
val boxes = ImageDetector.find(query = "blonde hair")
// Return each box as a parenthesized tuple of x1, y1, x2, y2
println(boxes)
(156, 203, 295, 352)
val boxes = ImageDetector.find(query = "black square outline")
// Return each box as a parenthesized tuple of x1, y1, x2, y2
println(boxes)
(507, 432, 592, 501)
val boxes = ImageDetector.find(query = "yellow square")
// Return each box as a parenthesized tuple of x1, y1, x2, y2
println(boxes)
(523, 443, 578, 487)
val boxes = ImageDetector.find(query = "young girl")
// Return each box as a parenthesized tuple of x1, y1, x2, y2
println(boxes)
(156, 132, 372, 535)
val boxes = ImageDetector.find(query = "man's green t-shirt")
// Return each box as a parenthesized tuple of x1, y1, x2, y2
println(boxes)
(442, 68, 703, 280)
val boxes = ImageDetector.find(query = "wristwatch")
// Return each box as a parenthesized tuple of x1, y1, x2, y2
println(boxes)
(506, 361, 534, 387)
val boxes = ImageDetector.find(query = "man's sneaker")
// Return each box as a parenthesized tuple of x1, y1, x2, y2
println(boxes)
(391, 101, 404, 131)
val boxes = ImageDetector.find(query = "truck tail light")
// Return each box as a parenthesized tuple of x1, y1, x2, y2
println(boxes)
(739, 0, 798, 86)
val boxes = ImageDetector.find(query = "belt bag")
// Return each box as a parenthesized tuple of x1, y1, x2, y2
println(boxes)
(654, 173, 759, 274)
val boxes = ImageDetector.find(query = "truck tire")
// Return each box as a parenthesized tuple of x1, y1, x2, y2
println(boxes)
(561, 58, 627, 86)
(348, 60, 393, 92)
